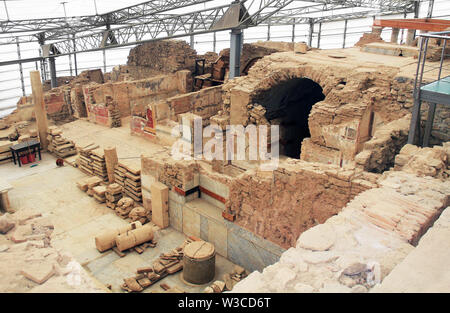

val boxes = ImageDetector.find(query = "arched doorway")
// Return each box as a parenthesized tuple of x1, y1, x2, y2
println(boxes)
(255, 78, 325, 159)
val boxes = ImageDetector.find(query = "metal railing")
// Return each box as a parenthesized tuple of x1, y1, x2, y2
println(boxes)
(408, 30, 450, 147)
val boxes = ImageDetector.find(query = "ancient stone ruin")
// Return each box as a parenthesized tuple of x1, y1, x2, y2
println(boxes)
(0, 34, 449, 295)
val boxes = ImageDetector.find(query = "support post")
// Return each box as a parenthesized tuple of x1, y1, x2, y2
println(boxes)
(308, 19, 314, 47)
(343, 19, 348, 48)
(408, 37, 429, 145)
(30, 71, 49, 151)
(190, 34, 194, 49)
(49, 57, 57, 88)
(406, 29, 416, 45)
(423, 103, 436, 147)
(16, 37, 25, 97)
(213, 32, 216, 53)
(229, 28, 242, 80)
(291, 18, 295, 43)
(73, 35, 78, 76)
(427, 0, 435, 18)
(104, 146, 118, 183)
(68, 54, 73, 77)
(103, 49, 106, 73)
(267, 21, 271, 41)
(317, 22, 322, 48)
(391, 28, 400, 44)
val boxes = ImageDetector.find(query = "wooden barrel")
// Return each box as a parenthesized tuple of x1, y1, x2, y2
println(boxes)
(115, 223, 154, 252)
(95, 221, 142, 252)
(183, 241, 216, 285)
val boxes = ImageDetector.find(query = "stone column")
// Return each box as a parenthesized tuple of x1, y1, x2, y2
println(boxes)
(30, 71, 49, 151)
(391, 28, 400, 44)
(406, 29, 416, 46)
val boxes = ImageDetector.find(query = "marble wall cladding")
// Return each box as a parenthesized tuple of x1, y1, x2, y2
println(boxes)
(206, 218, 228, 258)
(168, 200, 183, 232)
(200, 215, 209, 241)
(200, 193, 226, 210)
(171, 199, 285, 272)
(227, 222, 284, 272)
(199, 174, 230, 199)
(182, 205, 201, 238)
(169, 190, 199, 205)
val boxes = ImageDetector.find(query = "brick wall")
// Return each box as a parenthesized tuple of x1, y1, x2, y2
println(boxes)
(229, 161, 378, 249)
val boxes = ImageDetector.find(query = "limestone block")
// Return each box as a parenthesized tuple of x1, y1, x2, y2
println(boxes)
(150, 182, 169, 229)
(297, 223, 336, 251)
(294, 42, 308, 54)
(230, 87, 250, 125)
(21, 262, 55, 285)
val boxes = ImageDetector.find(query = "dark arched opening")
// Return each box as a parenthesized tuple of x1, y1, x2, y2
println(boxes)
(255, 78, 325, 159)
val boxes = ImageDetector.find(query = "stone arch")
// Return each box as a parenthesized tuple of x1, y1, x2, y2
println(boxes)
(252, 77, 325, 158)
(246, 67, 337, 159)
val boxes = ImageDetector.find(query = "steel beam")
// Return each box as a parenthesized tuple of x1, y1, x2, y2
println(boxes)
(0, 1, 416, 48)
(229, 28, 242, 80)
(49, 57, 57, 88)
(16, 37, 25, 96)
(343, 19, 348, 48)
(0, 0, 214, 34)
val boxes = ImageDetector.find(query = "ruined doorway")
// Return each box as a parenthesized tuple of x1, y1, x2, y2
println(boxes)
(256, 78, 325, 159)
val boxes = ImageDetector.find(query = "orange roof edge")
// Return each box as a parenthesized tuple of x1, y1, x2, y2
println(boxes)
(373, 18, 450, 32)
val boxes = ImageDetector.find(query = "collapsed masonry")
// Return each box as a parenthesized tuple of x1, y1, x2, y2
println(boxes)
(1, 38, 449, 292)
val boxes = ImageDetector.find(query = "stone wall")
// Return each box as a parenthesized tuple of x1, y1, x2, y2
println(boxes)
(43, 87, 72, 121)
(163, 86, 223, 124)
(83, 71, 191, 129)
(220, 52, 415, 168)
(129, 71, 192, 140)
(127, 40, 198, 74)
(394, 143, 449, 180)
(231, 171, 450, 293)
(228, 160, 378, 249)
(354, 114, 410, 173)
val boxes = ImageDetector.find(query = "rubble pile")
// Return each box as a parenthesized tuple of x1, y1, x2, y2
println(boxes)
(355, 32, 385, 47)
(394, 143, 449, 180)
(76, 176, 103, 197)
(105, 183, 123, 209)
(0, 208, 104, 292)
(78, 143, 99, 175)
(92, 185, 107, 203)
(121, 239, 190, 293)
(115, 197, 135, 219)
(47, 126, 77, 159)
(204, 265, 249, 293)
(128, 206, 151, 225)
(0, 140, 13, 165)
(114, 160, 142, 202)
(78, 144, 108, 181)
